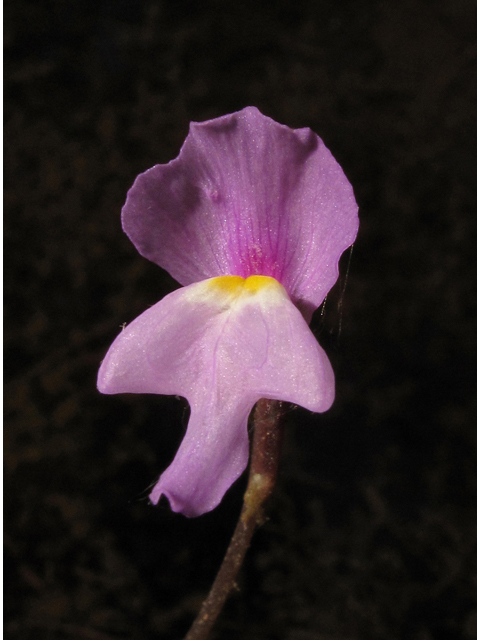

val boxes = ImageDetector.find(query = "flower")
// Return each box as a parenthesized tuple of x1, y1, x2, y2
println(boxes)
(97, 107, 359, 517)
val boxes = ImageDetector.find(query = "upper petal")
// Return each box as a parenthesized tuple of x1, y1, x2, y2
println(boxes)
(122, 107, 359, 321)
(98, 276, 334, 516)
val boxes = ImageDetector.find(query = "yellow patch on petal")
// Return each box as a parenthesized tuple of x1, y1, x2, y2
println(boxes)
(208, 275, 245, 295)
(196, 275, 289, 312)
(208, 275, 285, 296)
(244, 275, 281, 294)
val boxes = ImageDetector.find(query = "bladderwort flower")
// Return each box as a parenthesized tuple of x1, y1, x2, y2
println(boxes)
(98, 107, 358, 518)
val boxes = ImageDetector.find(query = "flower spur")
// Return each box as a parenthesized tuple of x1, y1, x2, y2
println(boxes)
(97, 106, 359, 518)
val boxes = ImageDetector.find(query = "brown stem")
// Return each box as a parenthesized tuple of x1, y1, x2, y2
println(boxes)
(183, 398, 285, 640)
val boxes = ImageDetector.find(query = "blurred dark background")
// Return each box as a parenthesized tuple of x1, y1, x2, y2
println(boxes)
(4, 1, 475, 639)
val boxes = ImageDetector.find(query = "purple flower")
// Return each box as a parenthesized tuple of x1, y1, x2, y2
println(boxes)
(98, 107, 358, 517)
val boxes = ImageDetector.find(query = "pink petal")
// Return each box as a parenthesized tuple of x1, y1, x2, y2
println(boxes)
(122, 107, 358, 321)
(98, 276, 334, 516)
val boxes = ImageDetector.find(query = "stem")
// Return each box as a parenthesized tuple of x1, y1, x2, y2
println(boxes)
(183, 398, 285, 640)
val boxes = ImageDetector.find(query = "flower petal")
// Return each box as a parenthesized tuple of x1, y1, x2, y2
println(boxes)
(122, 107, 358, 321)
(98, 276, 334, 516)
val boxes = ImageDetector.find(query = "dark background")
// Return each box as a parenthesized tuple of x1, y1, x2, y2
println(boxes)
(4, 1, 475, 639)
